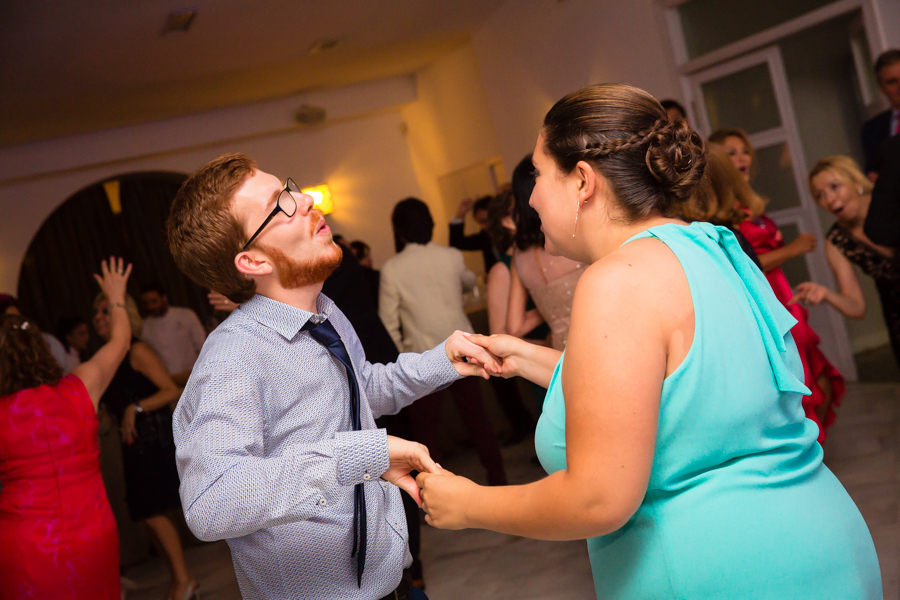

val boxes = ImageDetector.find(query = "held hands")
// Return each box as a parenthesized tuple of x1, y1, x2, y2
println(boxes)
(416, 470, 479, 530)
(444, 331, 503, 379)
(384, 435, 442, 507)
(93, 256, 132, 304)
(459, 333, 523, 379)
(789, 282, 830, 307)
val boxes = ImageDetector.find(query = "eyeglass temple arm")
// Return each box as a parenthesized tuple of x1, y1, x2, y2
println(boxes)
(240, 205, 282, 252)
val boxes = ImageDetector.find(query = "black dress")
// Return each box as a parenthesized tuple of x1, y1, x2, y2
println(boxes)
(827, 224, 900, 365)
(100, 340, 182, 521)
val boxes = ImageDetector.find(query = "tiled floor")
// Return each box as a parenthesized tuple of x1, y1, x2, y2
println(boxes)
(124, 381, 900, 600)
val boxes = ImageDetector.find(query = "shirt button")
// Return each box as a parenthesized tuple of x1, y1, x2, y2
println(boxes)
(363, 473, 372, 481)
(318, 498, 327, 506)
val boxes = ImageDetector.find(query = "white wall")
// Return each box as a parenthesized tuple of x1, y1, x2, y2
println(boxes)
(0, 77, 425, 293)
(472, 0, 683, 177)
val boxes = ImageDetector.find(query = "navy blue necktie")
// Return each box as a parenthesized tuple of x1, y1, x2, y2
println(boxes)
(302, 318, 367, 587)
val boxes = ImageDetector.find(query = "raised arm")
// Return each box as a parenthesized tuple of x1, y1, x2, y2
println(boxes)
(790, 241, 866, 318)
(72, 257, 132, 411)
(757, 233, 817, 273)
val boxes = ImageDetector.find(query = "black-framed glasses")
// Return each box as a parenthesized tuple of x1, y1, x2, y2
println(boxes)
(240, 178, 300, 252)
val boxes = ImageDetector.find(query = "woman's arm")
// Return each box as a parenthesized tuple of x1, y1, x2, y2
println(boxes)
(758, 233, 817, 273)
(72, 257, 133, 411)
(466, 333, 561, 388)
(790, 241, 866, 318)
(118, 341, 182, 444)
(421, 244, 673, 540)
(486, 263, 511, 335)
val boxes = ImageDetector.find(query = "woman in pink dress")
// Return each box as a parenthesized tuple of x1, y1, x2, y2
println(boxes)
(711, 129, 845, 441)
(0, 257, 132, 600)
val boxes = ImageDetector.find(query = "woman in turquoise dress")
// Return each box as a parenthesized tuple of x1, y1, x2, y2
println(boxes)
(416, 83, 881, 598)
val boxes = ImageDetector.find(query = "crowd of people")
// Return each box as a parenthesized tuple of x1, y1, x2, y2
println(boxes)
(0, 47, 898, 600)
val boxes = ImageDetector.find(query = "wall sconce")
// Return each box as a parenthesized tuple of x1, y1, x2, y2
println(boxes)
(302, 184, 334, 215)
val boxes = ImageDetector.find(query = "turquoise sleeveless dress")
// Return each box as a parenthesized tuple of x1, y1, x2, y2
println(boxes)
(535, 222, 881, 599)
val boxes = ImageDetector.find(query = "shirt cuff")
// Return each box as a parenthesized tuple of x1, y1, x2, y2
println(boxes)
(424, 338, 465, 390)
(333, 428, 390, 486)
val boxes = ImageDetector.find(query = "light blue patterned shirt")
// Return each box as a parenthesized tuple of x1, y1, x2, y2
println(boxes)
(173, 293, 460, 599)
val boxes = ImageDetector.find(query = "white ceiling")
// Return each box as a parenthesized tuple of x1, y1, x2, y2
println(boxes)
(0, 0, 507, 147)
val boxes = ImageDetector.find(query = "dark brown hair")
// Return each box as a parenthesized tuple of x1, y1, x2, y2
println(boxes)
(0, 314, 63, 397)
(874, 49, 900, 76)
(167, 153, 257, 303)
(486, 190, 515, 254)
(541, 84, 705, 221)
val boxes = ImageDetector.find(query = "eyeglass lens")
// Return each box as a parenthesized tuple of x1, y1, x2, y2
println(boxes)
(279, 179, 300, 217)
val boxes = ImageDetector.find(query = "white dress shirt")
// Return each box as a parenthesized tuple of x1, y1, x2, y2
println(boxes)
(379, 241, 477, 353)
(142, 306, 206, 374)
(173, 294, 460, 599)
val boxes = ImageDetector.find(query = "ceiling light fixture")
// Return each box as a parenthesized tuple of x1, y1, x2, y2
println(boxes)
(162, 10, 197, 36)
(308, 38, 341, 55)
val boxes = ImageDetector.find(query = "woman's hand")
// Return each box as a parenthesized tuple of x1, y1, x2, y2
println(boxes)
(788, 233, 817, 257)
(444, 331, 502, 379)
(120, 404, 139, 445)
(789, 282, 830, 307)
(416, 471, 480, 530)
(93, 256, 132, 304)
(462, 333, 524, 379)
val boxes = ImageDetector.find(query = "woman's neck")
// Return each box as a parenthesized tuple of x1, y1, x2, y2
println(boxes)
(839, 194, 871, 231)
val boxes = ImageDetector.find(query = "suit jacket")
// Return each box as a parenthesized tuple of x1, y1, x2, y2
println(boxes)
(862, 109, 894, 174)
(322, 243, 399, 364)
(864, 134, 900, 247)
(379, 242, 476, 353)
(448, 221, 500, 271)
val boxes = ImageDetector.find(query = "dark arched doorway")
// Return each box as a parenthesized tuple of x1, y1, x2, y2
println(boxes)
(17, 172, 212, 337)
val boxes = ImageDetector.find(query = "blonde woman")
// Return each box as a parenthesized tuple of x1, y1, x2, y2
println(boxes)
(710, 129, 844, 443)
(93, 293, 196, 600)
(801, 155, 900, 367)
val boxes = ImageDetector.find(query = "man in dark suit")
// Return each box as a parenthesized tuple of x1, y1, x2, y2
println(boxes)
(449, 195, 500, 271)
(864, 135, 900, 247)
(862, 49, 900, 177)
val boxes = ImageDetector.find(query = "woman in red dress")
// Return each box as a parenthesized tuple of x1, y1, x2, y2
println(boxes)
(711, 129, 845, 442)
(0, 257, 132, 600)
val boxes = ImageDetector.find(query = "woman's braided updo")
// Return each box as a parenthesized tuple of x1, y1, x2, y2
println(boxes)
(542, 84, 706, 221)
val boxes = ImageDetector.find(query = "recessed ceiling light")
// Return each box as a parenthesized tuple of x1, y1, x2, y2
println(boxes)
(308, 38, 341, 55)
(162, 10, 197, 36)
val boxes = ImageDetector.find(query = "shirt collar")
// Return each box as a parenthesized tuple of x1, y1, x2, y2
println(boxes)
(239, 293, 336, 340)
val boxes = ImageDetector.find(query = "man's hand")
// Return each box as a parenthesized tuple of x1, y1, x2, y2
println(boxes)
(444, 331, 501, 379)
(416, 470, 479, 530)
(460, 333, 524, 379)
(455, 198, 474, 220)
(383, 436, 442, 507)
(208, 291, 238, 313)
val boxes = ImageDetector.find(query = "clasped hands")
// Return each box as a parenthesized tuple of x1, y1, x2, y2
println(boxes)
(389, 333, 521, 529)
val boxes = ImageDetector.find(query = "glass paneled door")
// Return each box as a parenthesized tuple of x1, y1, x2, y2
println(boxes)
(687, 45, 857, 379)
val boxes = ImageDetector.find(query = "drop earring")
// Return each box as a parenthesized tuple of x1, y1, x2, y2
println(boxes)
(573, 202, 580, 238)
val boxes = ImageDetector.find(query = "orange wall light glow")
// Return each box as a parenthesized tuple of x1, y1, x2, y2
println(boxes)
(302, 184, 334, 215)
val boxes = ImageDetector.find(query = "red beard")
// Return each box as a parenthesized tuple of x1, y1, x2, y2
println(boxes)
(261, 242, 342, 289)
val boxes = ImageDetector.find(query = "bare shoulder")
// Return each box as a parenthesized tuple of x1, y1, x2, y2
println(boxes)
(577, 236, 685, 302)
(130, 340, 160, 365)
